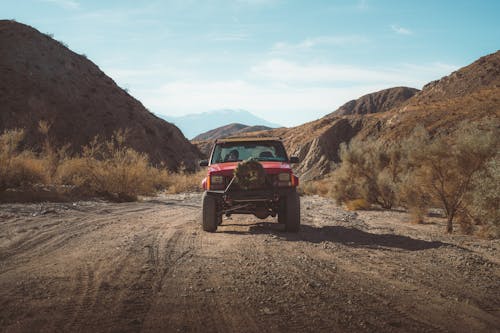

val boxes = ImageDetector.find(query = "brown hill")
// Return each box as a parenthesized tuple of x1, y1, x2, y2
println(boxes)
(195, 87, 418, 179)
(332, 87, 419, 116)
(300, 51, 500, 179)
(0, 20, 200, 169)
(370, 50, 500, 142)
(192, 123, 273, 141)
(194, 51, 500, 180)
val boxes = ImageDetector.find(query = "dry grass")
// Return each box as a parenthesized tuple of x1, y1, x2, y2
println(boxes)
(163, 170, 206, 194)
(298, 175, 333, 197)
(345, 198, 371, 211)
(0, 127, 203, 202)
(0, 129, 47, 191)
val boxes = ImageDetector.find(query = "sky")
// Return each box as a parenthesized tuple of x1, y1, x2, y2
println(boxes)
(3, 0, 500, 126)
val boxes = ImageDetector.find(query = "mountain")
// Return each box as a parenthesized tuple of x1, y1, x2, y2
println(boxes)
(194, 51, 500, 180)
(291, 51, 500, 179)
(369, 50, 500, 142)
(0, 20, 200, 170)
(162, 109, 281, 139)
(195, 86, 418, 178)
(192, 123, 273, 141)
(332, 87, 419, 116)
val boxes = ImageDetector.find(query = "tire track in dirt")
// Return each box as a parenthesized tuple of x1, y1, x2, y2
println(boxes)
(64, 263, 98, 331)
(109, 213, 199, 332)
(1, 194, 499, 332)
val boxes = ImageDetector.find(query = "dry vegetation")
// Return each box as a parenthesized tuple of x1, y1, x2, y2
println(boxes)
(301, 122, 499, 237)
(0, 124, 203, 202)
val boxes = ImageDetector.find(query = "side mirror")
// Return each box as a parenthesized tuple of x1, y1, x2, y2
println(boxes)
(289, 156, 299, 164)
(199, 160, 209, 167)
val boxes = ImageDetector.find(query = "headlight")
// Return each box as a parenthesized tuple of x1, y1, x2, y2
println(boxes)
(210, 175, 224, 184)
(278, 173, 291, 182)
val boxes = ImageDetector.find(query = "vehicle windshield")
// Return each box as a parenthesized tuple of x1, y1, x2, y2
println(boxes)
(211, 141, 288, 164)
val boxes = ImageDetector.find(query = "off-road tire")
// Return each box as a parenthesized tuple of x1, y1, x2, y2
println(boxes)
(279, 190, 300, 232)
(202, 192, 219, 232)
(278, 198, 286, 224)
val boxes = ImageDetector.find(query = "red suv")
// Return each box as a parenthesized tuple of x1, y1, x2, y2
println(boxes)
(199, 137, 300, 232)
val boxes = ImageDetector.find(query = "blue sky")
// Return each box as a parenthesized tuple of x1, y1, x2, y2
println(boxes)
(4, 0, 500, 126)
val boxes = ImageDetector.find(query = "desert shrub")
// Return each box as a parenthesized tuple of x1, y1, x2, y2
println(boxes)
(330, 122, 498, 235)
(407, 124, 498, 233)
(66, 131, 159, 201)
(331, 139, 405, 209)
(461, 153, 500, 238)
(163, 169, 205, 194)
(2, 126, 206, 201)
(398, 174, 431, 224)
(54, 130, 206, 200)
(38, 121, 70, 181)
(0, 129, 25, 190)
(55, 157, 93, 191)
(345, 198, 371, 211)
(299, 175, 333, 197)
(0, 129, 46, 190)
(4, 154, 47, 189)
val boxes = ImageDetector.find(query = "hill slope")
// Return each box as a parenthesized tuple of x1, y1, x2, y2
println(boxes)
(332, 87, 419, 116)
(0, 20, 200, 169)
(193, 123, 273, 141)
(303, 52, 499, 179)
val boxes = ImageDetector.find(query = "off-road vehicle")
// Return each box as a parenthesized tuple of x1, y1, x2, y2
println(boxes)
(199, 137, 300, 232)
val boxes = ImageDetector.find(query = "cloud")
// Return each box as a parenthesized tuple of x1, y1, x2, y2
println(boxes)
(271, 35, 368, 54)
(113, 59, 457, 127)
(105, 66, 187, 81)
(391, 24, 412, 35)
(208, 32, 250, 41)
(250, 59, 438, 85)
(235, 0, 278, 5)
(40, 0, 80, 10)
(356, 0, 369, 10)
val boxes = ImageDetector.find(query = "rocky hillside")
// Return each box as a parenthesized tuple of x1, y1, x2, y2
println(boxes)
(195, 51, 500, 180)
(369, 50, 500, 142)
(332, 87, 419, 116)
(297, 51, 500, 179)
(193, 123, 273, 141)
(0, 20, 200, 170)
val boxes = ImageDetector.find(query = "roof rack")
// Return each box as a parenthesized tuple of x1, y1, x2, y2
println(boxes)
(215, 136, 282, 143)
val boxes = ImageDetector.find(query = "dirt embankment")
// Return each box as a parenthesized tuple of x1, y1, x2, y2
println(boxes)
(0, 194, 499, 332)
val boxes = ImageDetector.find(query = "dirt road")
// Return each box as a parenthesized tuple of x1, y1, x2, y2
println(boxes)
(0, 193, 499, 332)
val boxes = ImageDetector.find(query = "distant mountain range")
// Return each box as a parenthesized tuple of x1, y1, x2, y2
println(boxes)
(192, 123, 273, 141)
(161, 109, 281, 139)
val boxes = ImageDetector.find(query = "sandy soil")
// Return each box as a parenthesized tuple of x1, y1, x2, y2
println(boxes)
(0, 193, 499, 332)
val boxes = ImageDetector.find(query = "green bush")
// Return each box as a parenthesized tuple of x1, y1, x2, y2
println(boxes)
(330, 122, 498, 235)
(331, 139, 405, 209)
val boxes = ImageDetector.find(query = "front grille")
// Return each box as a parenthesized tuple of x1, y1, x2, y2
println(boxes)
(224, 174, 278, 191)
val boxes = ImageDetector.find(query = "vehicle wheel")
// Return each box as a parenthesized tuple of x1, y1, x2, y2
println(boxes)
(283, 190, 301, 232)
(202, 192, 219, 232)
(278, 198, 286, 224)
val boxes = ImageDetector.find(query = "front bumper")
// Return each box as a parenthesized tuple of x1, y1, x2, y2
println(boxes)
(205, 188, 294, 202)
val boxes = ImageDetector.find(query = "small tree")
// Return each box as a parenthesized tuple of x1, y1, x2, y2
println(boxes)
(409, 124, 498, 233)
(331, 139, 405, 209)
(462, 152, 500, 237)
